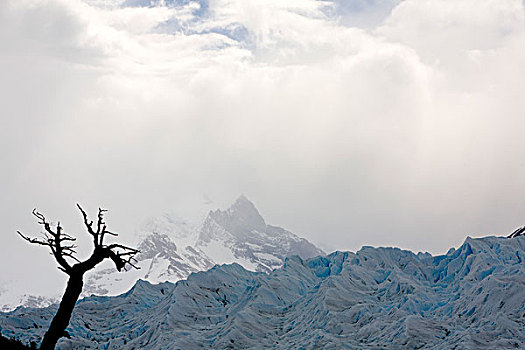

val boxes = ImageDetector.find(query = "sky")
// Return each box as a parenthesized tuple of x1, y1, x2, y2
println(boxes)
(1, 0, 525, 296)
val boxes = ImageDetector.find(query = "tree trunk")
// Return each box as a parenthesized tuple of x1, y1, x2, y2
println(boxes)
(40, 273, 84, 350)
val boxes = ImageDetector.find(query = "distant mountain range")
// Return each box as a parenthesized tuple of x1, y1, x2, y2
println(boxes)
(1, 235, 524, 349)
(0, 195, 324, 310)
(82, 195, 324, 296)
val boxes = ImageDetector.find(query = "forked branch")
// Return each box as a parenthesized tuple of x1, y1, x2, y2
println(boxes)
(19, 204, 140, 350)
(19, 205, 140, 275)
(17, 209, 76, 274)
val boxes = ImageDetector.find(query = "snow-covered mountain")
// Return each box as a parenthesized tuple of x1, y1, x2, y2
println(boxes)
(197, 195, 324, 272)
(0, 196, 323, 311)
(82, 195, 323, 297)
(2, 235, 525, 349)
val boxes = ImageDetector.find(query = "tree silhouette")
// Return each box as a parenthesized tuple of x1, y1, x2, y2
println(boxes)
(18, 205, 139, 350)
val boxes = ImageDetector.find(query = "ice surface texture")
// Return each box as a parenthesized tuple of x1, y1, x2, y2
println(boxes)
(1, 235, 525, 349)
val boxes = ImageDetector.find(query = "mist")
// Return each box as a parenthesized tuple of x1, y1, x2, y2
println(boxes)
(1, 0, 525, 296)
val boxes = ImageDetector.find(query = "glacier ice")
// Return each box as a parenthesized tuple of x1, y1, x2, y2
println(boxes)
(1, 235, 525, 349)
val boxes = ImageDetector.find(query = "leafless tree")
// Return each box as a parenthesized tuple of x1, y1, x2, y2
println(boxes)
(18, 204, 139, 350)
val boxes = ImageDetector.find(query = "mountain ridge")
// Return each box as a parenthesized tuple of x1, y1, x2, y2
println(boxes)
(1, 196, 323, 311)
(1, 235, 524, 349)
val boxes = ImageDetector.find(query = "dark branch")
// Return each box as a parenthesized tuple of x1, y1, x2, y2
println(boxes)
(19, 210, 75, 274)
(62, 253, 81, 263)
(96, 208, 107, 234)
(106, 243, 139, 252)
(19, 204, 141, 350)
(20, 205, 141, 276)
(32, 209, 47, 225)
(77, 204, 97, 246)
(17, 231, 49, 246)
(105, 243, 140, 272)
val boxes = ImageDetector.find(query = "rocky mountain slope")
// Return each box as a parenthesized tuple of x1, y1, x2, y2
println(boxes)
(1, 196, 323, 310)
(82, 195, 324, 297)
(1, 235, 524, 349)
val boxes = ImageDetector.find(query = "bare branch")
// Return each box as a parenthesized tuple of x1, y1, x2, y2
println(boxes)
(123, 260, 140, 271)
(106, 243, 139, 253)
(96, 208, 107, 234)
(115, 251, 138, 257)
(77, 204, 99, 247)
(20, 208, 75, 275)
(20, 204, 141, 350)
(17, 231, 50, 246)
(62, 253, 81, 263)
(32, 209, 46, 225)
(102, 243, 141, 271)
(96, 208, 105, 246)
(32, 209, 59, 239)
(77, 204, 95, 235)
(57, 235, 76, 242)
(21, 205, 140, 278)
(96, 209, 113, 246)
(103, 229, 118, 236)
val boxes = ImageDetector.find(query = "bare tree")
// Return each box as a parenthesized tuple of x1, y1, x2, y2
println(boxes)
(18, 204, 140, 350)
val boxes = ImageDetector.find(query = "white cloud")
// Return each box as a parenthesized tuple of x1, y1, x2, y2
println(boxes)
(1, 0, 525, 294)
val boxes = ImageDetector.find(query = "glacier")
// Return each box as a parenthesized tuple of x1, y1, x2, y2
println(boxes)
(1, 235, 525, 349)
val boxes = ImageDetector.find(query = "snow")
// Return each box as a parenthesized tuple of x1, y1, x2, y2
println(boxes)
(1, 235, 525, 349)
(198, 239, 236, 264)
(0, 195, 323, 311)
(253, 252, 282, 264)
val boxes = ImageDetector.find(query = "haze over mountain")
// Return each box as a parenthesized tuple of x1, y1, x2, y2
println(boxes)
(1, 1, 524, 348)
(0, 196, 323, 311)
(3, 0, 525, 286)
(1, 235, 524, 349)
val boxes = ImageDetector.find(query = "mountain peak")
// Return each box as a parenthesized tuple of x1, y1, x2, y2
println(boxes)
(195, 195, 323, 272)
(226, 194, 266, 228)
(233, 194, 250, 205)
(228, 194, 262, 217)
(204, 195, 266, 231)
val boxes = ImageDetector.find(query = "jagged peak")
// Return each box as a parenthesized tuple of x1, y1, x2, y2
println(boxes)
(228, 194, 262, 215)
(206, 195, 266, 231)
(234, 193, 250, 205)
(5, 233, 525, 349)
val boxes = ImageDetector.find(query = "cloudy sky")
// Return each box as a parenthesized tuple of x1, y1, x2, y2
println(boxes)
(1, 0, 525, 295)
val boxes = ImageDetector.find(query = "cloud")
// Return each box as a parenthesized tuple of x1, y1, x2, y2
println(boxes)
(1, 0, 525, 294)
